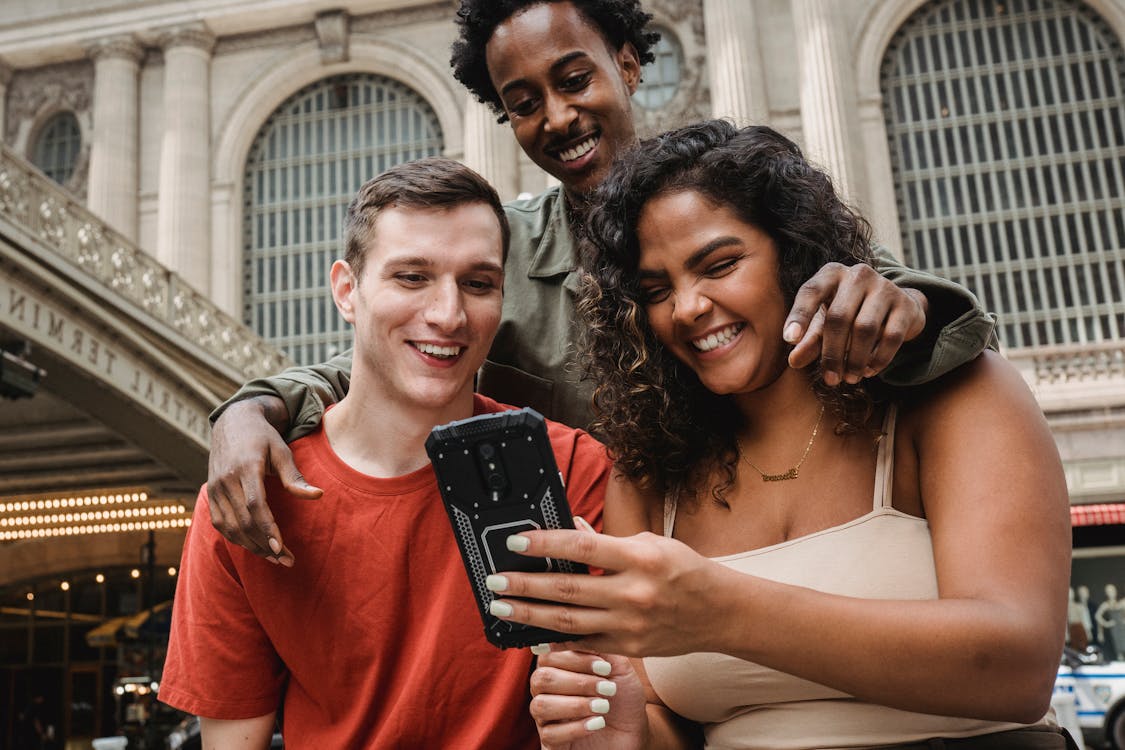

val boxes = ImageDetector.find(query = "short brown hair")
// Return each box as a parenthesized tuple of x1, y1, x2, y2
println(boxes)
(344, 157, 510, 277)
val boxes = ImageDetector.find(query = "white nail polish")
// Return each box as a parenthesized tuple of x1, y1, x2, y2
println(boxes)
(596, 680, 617, 697)
(506, 534, 530, 552)
(590, 698, 610, 714)
(485, 574, 509, 592)
(591, 659, 612, 676)
(585, 716, 606, 732)
(489, 600, 513, 617)
(530, 643, 551, 656)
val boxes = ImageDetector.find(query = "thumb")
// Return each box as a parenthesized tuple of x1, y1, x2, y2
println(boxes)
(269, 441, 323, 499)
(573, 516, 597, 534)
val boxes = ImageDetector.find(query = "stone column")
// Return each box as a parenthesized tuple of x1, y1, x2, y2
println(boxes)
(156, 25, 215, 294)
(703, 0, 769, 125)
(0, 60, 12, 145)
(87, 36, 143, 241)
(462, 97, 519, 200)
(791, 0, 862, 202)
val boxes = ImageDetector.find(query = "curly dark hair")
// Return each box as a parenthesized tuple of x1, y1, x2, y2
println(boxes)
(451, 0, 659, 123)
(578, 120, 877, 506)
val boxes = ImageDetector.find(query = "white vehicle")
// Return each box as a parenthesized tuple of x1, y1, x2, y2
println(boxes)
(1056, 646, 1125, 748)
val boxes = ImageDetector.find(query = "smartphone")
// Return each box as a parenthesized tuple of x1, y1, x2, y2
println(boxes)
(425, 407, 588, 649)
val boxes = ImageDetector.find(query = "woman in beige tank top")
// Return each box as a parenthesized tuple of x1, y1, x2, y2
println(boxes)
(484, 121, 1073, 750)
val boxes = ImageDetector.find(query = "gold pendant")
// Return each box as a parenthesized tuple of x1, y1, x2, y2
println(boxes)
(760, 468, 799, 482)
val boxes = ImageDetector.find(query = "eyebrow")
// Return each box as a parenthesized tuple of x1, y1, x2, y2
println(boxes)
(386, 256, 503, 275)
(498, 51, 591, 98)
(636, 236, 744, 279)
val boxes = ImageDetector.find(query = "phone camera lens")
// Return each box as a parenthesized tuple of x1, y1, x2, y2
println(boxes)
(487, 473, 505, 491)
(479, 443, 496, 460)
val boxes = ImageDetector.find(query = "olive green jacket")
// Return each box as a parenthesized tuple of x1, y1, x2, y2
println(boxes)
(215, 186, 996, 439)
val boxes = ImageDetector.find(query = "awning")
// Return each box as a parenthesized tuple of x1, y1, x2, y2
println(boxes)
(85, 614, 131, 648)
(1070, 503, 1125, 527)
(85, 601, 173, 648)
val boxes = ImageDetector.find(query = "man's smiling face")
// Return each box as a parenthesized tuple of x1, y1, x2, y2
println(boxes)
(485, 1, 640, 199)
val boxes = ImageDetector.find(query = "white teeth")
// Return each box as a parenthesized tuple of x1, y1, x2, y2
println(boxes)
(559, 137, 597, 162)
(692, 324, 742, 352)
(415, 343, 461, 358)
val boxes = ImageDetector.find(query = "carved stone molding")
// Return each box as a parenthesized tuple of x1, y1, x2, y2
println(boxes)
(87, 35, 145, 64)
(157, 24, 216, 54)
(633, 0, 710, 136)
(5, 61, 93, 144)
(0, 143, 291, 381)
(315, 10, 350, 64)
(349, 1, 455, 33)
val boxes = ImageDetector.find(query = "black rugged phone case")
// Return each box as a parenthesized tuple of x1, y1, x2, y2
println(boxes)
(425, 407, 587, 649)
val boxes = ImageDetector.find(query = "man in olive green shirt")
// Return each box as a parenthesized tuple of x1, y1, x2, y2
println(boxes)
(207, 0, 995, 565)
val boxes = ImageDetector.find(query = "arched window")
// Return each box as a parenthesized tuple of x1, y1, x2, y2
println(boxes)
(243, 73, 444, 364)
(636, 27, 684, 110)
(32, 111, 82, 185)
(882, 0, 1125, 348)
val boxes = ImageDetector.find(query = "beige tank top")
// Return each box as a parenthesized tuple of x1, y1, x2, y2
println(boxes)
(643, 406, 1040, 749)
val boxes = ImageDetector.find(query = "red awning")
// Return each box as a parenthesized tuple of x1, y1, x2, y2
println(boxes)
(1070, 503, 1125, 527)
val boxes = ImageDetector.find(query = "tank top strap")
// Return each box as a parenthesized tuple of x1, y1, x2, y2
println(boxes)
(872, 404, 899, 511)
(663, 494, 678, 538)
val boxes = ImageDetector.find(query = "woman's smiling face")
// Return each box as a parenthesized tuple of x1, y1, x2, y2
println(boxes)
(636, 189, 792, 397)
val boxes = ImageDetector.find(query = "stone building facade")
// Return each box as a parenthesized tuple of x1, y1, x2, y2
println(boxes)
(1, 0, 1123, 742)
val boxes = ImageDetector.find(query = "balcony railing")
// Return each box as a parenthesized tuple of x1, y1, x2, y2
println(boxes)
(0, 143, 291, 381)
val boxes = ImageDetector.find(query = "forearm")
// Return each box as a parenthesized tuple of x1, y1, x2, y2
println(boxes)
(210, 348, 353, 441)
(705, 567, 1057, 722)
(872, 247, 997, 384)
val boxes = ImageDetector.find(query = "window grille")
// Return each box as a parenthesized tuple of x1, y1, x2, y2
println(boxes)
(636, 27, 683, 109)
(882, 0, 1125, 348)
(32, 111, 82, 185)
(243, 74, 444, 365)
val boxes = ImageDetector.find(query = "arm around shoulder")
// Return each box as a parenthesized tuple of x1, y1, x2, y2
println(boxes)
(210, 347, 355, 442)
(872, 246, 998, 386)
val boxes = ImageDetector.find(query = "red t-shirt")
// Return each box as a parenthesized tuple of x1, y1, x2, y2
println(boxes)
(160, 395, 609, 749)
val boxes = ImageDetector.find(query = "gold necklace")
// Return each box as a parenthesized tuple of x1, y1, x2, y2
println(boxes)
(740, 406, 825, 482)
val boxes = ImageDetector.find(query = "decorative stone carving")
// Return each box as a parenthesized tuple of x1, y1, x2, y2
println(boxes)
(87, 35, 144, 64)
(157, 25, 216, 53)
(0, 143, 291, 380)
(5, 61, 93, 144)
(4, 61, 94, 200)
(632, 0, 710, 136)
(315, 10, 350, 64)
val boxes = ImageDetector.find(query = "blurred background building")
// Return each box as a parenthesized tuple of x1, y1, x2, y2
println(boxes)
(0, 0, 1122, 745)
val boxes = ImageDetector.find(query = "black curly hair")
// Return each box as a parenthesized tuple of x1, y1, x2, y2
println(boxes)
(577, 120, 878, 506)
(451, 0, 659, 122)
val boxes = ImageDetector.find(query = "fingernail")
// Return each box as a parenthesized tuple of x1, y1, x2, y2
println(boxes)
(592, 659, 612, 676)
(784, 322, 802, 342)
(845, 373, 861, 384)
(485, 574, 509, 592)
(590, 698, 610, 714)
(280, 556, 294, 568)
(574, 516, 596, 533)
(530, 643, 551, 656)
(824, 371, 840, 386)
(585, 716, 606, 732)
(268, 537, 282, 555)
(267, 556, 279, 565)
(864, 367, 877, 378)
(596, 680, 617, 697)
(489, 600, 513, 617)
(506, 535, 530, 552)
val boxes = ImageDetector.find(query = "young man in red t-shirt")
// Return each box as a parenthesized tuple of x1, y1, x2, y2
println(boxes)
(160, 158, 609, 748)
